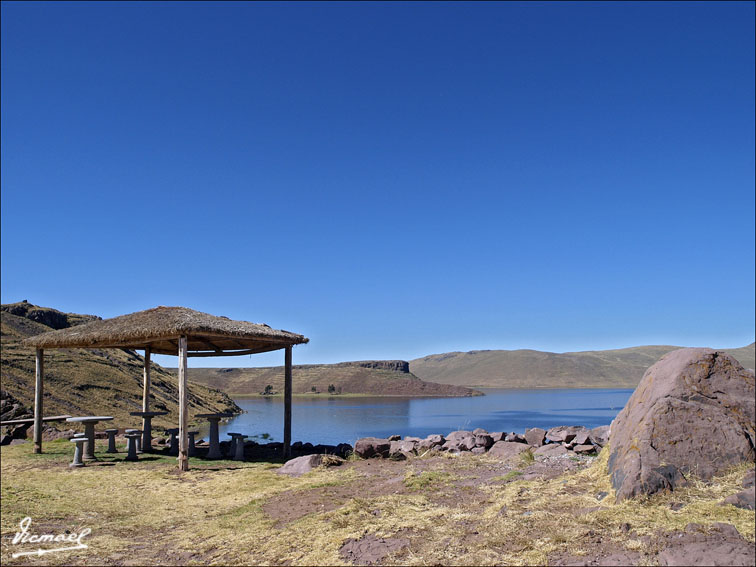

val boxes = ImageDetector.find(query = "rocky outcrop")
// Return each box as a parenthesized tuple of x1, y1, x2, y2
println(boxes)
(608, 348, 756, 502)
(337, 360, 410, 373)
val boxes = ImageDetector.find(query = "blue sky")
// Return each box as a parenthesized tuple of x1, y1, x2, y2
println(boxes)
(2, 2, 754, 368)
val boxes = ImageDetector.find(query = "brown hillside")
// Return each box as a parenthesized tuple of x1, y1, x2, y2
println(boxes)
(1, 302, 240, 429)
(410, 343, 756, 389)
(187, 361, 482, 397)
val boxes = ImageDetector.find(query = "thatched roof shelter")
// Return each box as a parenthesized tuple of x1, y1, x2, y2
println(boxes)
(24, 306, 309, 355)
(23, 306, 308, 471)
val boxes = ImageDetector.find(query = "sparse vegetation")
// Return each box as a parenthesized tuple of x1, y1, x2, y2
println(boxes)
(0, 441, 752, 566)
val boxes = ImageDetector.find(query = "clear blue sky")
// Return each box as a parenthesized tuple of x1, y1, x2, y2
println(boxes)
(2, 2, 754, 368)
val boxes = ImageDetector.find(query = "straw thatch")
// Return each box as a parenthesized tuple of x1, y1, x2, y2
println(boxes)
(22, 306, 309, 356)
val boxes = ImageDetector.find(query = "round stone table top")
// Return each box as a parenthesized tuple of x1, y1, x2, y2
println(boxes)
(66, 416, 114, 423)
(129, 411, 169, 417)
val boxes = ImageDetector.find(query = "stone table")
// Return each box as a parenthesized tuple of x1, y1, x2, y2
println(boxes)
(129, 411, 168, 452)
(196, 413, 234, 459)
(66, 416, 114, 460)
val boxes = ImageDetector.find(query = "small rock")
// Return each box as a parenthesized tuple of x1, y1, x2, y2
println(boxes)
(354, 437, 391, 459)
(589, 425, 610, 447)
(505, 432, 527, 443)
(387, 435, 401, 442)
(471, 447, 486, 455)
(742, 469, 755, 488)
(524, 427, 546, 447)
(720, 487, 755, 510)
(472, 428, 488, 435)
(572, 444, 596, 454)
(474, 434, 494, 449)
(490, 432, 505, 443)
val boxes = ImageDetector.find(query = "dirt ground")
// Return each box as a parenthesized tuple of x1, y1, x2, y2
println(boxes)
(1, 440, 754, 566)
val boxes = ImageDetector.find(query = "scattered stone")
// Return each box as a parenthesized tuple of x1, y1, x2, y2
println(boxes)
(474, 434, 494, 449)
(596, 491, 608, 501)
(524, 427, 546, 447)
(720, 487, 755, 510)
(472, 428, 488, 435)
(354, 437, 391, 459)
(505, 432, 527, 443)
(339, 534, 409, 566)
(471, 447, 486, 455)
(278, 454, 344, 476)
(387, 434, 401, 441)
(669, 502, 685, 511)
(589, 425, 610, 447)
(490, 432, 505, 443)
(534, 444, 568, 457)
(573, 430, 591, 445)
(488, 441, 530, 459)
(546, 425, 583, 444)
(608, 348, 755, 501)
(573, 444, 597, 454)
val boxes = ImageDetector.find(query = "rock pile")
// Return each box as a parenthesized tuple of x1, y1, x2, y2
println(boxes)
(353, 424, 610, 460)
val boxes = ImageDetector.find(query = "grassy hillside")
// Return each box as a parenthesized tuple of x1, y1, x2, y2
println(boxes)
(410, 343, 756, 389)
(187, 361, 482, 397)
(1, 302, 240, 429)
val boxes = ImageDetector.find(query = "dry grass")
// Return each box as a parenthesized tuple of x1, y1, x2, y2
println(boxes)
(1, 441, 753, 566)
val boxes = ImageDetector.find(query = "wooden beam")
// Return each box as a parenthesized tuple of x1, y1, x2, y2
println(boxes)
(187, 346, 282, 358)
(34, 349, 44, 454)
(142, 347, 151, 413)
(177, 336, 189, 472)
(196, 338, 223, 352)
(283, 346, 292, 459)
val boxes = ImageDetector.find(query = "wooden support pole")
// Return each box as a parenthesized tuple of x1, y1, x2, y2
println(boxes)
(284, 346, 292, 459)
(177, 336, 189, 472)
(33, 349, 44, 454)
(142, 347, 151, 412)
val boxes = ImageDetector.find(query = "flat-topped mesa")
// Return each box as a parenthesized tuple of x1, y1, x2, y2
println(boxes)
(335, 360, 410, 373)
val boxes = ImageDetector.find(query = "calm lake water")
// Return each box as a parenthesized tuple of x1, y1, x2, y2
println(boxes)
(214, 388, 633, 446)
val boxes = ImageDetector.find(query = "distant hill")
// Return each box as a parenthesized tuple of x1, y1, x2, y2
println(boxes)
(410, 343, 756, 389)
(187, 360, 482, 398)
(1, 301, 240, 429)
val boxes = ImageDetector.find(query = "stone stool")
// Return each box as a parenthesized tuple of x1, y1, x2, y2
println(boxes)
(227, 432, 241, 458)
(125, 429, 142, 453)
(105, 429, 119, 453)
(233, 434, 248, 461)
(70, 437, 88, 468)
(125, 433, 140, 461)
(166, 428, 179, 456)
(188, 431, 199, 457)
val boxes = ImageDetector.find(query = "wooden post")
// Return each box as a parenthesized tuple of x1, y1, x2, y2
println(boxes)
(177, 336, 189, 471)
(33, 349, 44, 454)
(284, 346, 292, 459)
(142, 347, 151, 412)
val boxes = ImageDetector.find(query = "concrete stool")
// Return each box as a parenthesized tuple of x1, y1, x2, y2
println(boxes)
(188, 431, 199, 457)
(227, 432, 241, 457)
(166, 428, 179, 456)
(70, 437, 88, 468)
(105, 429, 119, 453)
(233, 434, 248, 461)
(125, 429, 142, 453)
(125, 433, 140, 461)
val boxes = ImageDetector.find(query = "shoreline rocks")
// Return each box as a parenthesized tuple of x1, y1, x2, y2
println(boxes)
(353, 423, 607, 461)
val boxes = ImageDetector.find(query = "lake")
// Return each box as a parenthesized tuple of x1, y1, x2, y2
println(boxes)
(213, 388, 634, 446)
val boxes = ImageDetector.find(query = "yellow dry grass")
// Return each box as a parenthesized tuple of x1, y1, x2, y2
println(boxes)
(1, 440, 753, 566)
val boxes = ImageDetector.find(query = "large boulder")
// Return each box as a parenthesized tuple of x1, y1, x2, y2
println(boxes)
(608, 348, 756, 501)
(277, 454, 344, 476)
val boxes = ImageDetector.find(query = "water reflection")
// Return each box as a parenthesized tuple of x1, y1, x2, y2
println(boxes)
(215, 388, 633, 446)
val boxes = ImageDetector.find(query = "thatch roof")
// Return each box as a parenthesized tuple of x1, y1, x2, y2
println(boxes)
(22, 306, 309, 356)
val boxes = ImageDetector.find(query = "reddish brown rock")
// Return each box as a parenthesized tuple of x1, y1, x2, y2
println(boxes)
(524, 427, 546, 447)
(534, 443, 569, 457)
(354, 437, 391, 459)
(608, 348, 756, 502)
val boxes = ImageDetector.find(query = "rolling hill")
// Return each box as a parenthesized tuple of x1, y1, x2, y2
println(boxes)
(1, 301, 241, 429)
(187, 360, 482, 397)
(410, 343, 755, 389)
